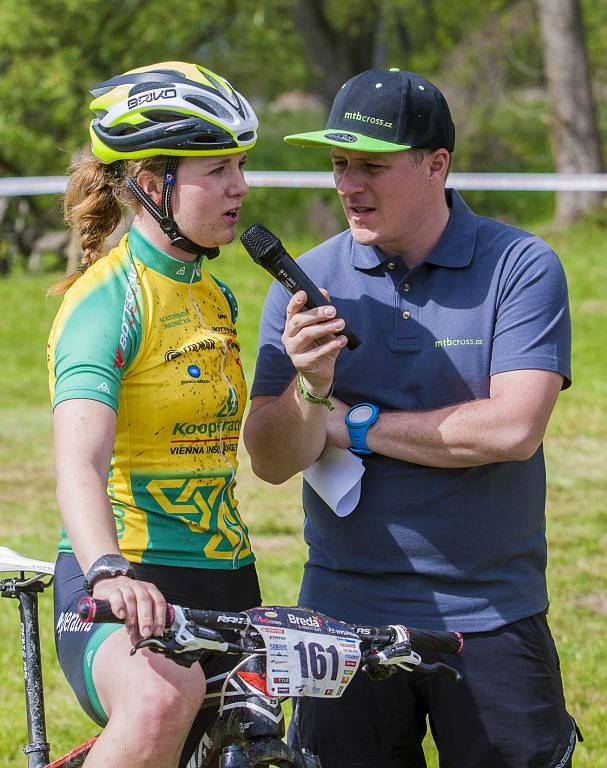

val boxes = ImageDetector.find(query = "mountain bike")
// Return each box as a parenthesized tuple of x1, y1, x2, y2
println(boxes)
(1, 546, 463, 767)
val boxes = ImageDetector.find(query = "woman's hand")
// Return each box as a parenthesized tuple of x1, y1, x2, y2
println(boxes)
(92, 576, 167, 643)
(281, 290, 348, 396)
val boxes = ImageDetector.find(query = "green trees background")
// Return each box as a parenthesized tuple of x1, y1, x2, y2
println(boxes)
(0, 0, 606, 269)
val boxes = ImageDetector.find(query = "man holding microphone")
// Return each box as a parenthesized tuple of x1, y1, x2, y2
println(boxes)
(244, 68, 579, 767)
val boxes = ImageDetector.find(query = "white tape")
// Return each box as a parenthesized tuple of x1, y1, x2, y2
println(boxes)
(2, 172, 607, 197)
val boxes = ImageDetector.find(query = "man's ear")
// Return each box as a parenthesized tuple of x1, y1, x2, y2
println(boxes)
(135, 170, 163, 206)
(428, 149, 450, 185)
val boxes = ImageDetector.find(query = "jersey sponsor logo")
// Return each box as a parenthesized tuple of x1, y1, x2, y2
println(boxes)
(160, 309, 190, 330)
(97, 381, 110, 393)
(144, 476, 252, 561)
(212, 325, 237, 337)
(176, 266, 186, 276)
(172, 419, 242, 437)
(119, 265, 140, 351)
(164, 338, 216, 362)
(127, 87, 177, 110)
(216, 388, 239, 419)
(114, 347, 125, 369)
(170, 416, 241, 454)
(179, 361, 211, 385)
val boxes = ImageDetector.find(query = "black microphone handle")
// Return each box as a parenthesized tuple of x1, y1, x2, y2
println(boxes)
(267, 257, 361, 351)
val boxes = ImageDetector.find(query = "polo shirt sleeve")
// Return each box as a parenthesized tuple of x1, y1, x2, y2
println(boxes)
(250, 280, 296, 397)
(490, 237, 571, 388)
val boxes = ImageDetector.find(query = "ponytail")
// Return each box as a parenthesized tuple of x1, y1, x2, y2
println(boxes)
(49, 154, 165, 296)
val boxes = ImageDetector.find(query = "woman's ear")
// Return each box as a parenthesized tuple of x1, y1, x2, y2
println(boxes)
(136, 170, 163, 206)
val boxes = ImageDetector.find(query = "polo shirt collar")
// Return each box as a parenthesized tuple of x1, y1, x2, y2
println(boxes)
(128, 226, 203, 283)
(350, 189, 477, 271)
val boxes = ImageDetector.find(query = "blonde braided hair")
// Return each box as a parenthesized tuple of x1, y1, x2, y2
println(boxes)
(49, 154, 165, 295)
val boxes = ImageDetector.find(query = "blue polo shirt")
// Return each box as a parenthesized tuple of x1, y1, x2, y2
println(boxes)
(251, 190, 571, 632)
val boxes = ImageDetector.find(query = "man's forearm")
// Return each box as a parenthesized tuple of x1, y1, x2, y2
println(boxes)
(244, 379, 330, 484)
(365, 397, 534, 467)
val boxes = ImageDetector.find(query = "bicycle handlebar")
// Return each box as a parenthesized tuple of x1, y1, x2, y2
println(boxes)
(77, 598, 463, 656)
(77, 597, 249, 631)
(402, 627, 463, 655)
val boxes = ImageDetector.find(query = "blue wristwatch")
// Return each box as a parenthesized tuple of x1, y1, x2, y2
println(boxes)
(345, 403, 380, 455)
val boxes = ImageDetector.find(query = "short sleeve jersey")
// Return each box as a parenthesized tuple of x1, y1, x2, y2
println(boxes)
(251, 191, 571, 631)
(48, 227, 254, 570)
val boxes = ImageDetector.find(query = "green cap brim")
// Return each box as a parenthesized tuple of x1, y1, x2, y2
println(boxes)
(284, 130, 411, 153)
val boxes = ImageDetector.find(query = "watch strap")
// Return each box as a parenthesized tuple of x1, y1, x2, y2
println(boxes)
(346, 403, 379, 455)
(296, 372, 335, 411)
(83, 554, 135, 595)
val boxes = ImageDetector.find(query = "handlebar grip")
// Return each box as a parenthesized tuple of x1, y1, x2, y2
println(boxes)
(77, 597, 122, 623)
(77, 597, 174, 626)
(407, 627, 463, 655)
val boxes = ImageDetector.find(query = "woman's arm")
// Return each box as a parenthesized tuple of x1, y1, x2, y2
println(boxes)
(54, 399, 166, 639)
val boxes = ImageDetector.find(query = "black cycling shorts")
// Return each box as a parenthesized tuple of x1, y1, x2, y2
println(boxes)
(54, 552, 261, 759)
(290, 612, 582, 768)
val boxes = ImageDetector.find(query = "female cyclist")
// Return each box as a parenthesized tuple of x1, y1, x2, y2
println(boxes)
(48, 62, 259, 768)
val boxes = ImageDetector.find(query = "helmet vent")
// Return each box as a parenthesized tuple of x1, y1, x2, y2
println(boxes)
(148, 69, 186, 79)
(107, 124, 140, 136)
(129, 81, 172, 96)
(142, 110, 181, 124)
(237, 131, 255, 142)
(184, 95, 233, 122)
(189, 134, 223, 145)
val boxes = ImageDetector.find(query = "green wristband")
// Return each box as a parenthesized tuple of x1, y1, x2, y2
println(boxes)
(296, 372, 335, 411)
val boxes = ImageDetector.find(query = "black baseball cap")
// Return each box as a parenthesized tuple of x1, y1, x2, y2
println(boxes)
(285, 68, 455, 153)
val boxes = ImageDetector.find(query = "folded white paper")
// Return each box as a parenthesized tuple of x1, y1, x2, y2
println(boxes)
(303, 446, 365, 517)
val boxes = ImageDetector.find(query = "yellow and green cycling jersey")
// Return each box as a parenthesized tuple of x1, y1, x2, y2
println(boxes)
(48, 226, 253, 569)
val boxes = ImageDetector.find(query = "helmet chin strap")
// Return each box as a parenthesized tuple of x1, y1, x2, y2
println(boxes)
(125, 157, 220, 260)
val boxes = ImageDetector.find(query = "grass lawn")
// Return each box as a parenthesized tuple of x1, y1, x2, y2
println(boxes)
(0, 212, 606, 766)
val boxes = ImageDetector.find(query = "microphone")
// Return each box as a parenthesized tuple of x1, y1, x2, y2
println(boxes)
(240, 224, 361, 350)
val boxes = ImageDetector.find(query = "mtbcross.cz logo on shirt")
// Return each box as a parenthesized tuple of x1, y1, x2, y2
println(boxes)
(434, 337, 484, 347)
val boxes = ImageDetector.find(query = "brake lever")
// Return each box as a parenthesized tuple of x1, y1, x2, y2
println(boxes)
(130, 634, 204, 668)
(415, 660, 463, 682)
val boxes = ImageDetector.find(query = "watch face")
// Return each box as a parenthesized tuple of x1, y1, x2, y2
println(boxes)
(349, 404, 374, 424)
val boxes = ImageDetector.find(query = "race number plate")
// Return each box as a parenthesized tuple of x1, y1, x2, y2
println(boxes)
(245, 606, 361, 698)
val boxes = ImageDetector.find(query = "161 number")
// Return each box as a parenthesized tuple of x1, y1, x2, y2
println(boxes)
(294, 641, 339, 681)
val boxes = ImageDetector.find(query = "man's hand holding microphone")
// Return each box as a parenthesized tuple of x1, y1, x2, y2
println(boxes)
(242, 225, 359, 478)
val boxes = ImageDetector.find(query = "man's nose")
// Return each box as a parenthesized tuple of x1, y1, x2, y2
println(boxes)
(335, 167, 365, 196)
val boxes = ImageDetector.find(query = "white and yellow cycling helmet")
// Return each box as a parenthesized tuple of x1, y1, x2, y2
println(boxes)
(89, 61, 257, 164)
(87, 61, 257, 257)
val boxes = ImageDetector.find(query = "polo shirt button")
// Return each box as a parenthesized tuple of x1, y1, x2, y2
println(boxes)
(402, 310, 411, 320)
(403, 283, 411, 292)
(387, 262, 396, 270)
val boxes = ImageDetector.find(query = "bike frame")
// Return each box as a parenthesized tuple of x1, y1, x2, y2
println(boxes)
(2, 548, 462, 767)
(1, 572, 52, 768)
(0, 550, 317, 768)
